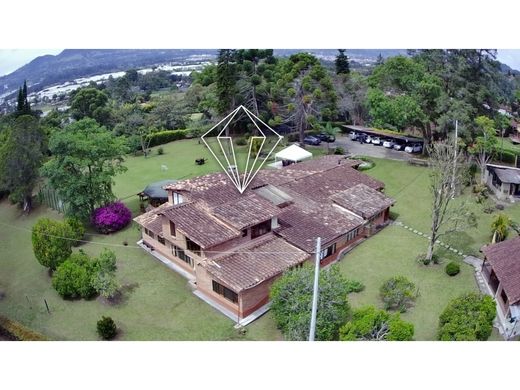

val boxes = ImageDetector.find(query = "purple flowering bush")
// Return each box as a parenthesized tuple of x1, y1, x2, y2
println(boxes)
(91, 202, 132, 234)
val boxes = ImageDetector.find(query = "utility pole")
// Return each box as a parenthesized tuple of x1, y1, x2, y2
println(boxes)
(309, 237, 321, 341)
(451, 120, 458, 198)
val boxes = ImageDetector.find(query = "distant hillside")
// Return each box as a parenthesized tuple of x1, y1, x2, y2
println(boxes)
(0, 49, 217, 99)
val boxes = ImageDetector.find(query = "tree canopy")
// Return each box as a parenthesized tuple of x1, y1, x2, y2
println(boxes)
(41, 118, 128, 220)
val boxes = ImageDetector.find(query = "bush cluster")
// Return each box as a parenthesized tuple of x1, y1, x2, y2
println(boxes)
(146, 129, 188, 147)
(91, 201, 132, 234)
(445, 262, 461, 276)
(380, 276, 418, 312)
(345, 279, 365, 293)
(235, 137, 247, 146)
(52, 249, 118, 300)
(65, 216, 85, 246)
(32, 218, 74, 270)
(438, 293, 496, 341)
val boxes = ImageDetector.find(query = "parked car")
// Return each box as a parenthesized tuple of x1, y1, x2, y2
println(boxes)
(303, 136, 321, 146)
(349, 131, 358, 140)
(317, 133, 336, 143)
(357, 134, 368, 143)
(404, 143, 422, 153)
(382, 139, 395, 148)
(393, 142, 405, 151)
(365, 135, 372, 144)
(371, 137, 382, 146)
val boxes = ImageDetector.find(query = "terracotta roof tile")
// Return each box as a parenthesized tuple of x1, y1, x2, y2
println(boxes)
(331, 183, 394, 219)
(162, 202, 241, 248)
(204, 236, 309, 292)
(483, 237, 520, 304)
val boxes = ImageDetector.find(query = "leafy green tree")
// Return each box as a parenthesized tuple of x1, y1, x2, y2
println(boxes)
(379, 276, 418, 312)
(41, 118, 128, 220)
(0, 115, 45, 211)
(438, 293, 496, 341)
(270, 265, 351, 341)
(65, 216, 85, 246)
(70, 88, 111, 125)
(91, 249, 118, 299)
(339, 306, 414, 341)
(491, 213, 512, 243)
(32, 218, 74, 270)
(335, 49, 350, 75)
(52, 251, 96, 299)
(469, 115, 497, 184)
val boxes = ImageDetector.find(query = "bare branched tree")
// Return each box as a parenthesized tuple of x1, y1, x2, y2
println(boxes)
(426, 141, 477, 262)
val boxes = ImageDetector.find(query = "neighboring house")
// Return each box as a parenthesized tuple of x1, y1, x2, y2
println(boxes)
(481, 237, 520, 339)
(484, 164, 520, 202)
(134, 155, 394, 324)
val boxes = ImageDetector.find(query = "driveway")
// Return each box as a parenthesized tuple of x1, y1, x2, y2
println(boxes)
(334, 136, 414, 161)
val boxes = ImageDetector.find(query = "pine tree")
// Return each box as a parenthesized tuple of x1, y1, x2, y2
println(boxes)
(16, 87, 24, 112)
(335, 49, 350, 75)
(376, 53, 384, 66)
(22, 80, 30, 113)
(216, 49, 238, 115)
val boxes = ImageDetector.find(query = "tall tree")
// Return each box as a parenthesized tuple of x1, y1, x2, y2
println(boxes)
(468, 115, 497, 184)
(335, 49, 350, 75)
(425, 141, 477, 262)
(70, 88, 111, 126)
(0, 115, 45, 211)
(41, 118, 128, 220)
(216, 49, 238, 116)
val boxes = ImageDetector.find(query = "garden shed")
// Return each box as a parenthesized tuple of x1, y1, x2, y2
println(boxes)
(274, 144, 313, 166)
(138, 179, 177, 207)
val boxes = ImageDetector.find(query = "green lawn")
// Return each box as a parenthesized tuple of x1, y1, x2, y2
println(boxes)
(1, 143, 516, 340)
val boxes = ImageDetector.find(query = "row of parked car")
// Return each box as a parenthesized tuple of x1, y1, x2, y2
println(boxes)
(349, 132, 423, 153)
(302, 133, 336, 146)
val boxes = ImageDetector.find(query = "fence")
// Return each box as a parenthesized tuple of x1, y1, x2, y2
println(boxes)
(37, 185, 69, 214)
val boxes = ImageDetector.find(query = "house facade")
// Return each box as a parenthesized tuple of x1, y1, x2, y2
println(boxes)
(484, 163, 520, 202)
(481, 237, 520, 339)
(134, 155, 394, 324)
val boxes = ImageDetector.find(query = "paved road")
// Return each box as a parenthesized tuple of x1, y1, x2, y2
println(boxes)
(334, 135, 413, 161)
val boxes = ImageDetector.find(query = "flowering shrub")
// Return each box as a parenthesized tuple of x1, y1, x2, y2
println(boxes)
(91, 202, 132, 234)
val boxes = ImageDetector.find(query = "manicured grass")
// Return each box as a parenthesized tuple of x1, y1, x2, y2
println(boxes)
(338, 226, 478, 340)
(0, 200, 281, 340)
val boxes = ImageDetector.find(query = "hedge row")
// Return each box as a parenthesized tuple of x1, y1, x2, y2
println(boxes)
(0, 315, 48, 341)
(146, 129, 189, 147)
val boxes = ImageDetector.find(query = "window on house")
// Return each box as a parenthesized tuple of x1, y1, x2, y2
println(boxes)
(241, 229, 248, 237)
(186, 237, 201, 256)
(144, 228, 155, 239)
(170, 221, 176, 236)
(319, 243, 337, 260)
(173, 192, 183, 205)
(251, 220, 271, 239)
(501, 289, 509, 305)
(158, 236, 166, 245)
(172, 245, 193, 267)
(212, 280, 238, 303)
(346, 228, 359, 242)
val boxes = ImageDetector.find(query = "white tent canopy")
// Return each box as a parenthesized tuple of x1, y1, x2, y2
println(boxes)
(275, 144, 313, 162)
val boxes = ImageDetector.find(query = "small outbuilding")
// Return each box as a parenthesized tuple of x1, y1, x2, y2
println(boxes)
(485, 164, 520, 202)
(138, 179, 178, 207)
(274, 144, 313, 167)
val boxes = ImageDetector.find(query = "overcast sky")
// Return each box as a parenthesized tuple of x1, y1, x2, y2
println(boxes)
(1, 49, 520, 77)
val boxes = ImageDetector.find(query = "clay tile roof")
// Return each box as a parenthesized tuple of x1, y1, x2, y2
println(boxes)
(482, 236, 520, 304)
(162, 202, 241, 248)
(133, 202, 173, 235)
(331, 183, 394, 219)
(212, 194, 282, 230)
(204, 236, 309, 292)
(281, 163, 384, 202)
(275, 203, 365, 252)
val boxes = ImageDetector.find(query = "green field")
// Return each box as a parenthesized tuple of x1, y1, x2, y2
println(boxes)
(0, 141, 516, 340)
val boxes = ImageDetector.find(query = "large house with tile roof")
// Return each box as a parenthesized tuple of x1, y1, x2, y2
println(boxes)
(481, 236, 520, 339)
(134, 155, 394, 324)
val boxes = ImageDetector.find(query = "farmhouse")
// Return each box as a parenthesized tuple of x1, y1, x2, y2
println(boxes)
(482, 236, 520, 339)
(484, 163, 520, 202)
(134, 155, 394, 324)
